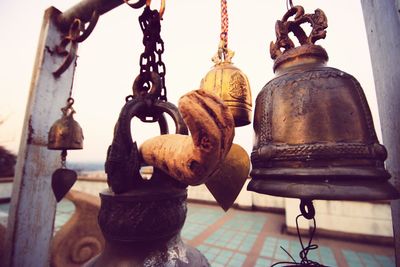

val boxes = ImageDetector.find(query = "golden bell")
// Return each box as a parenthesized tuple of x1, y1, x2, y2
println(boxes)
(201, 42, 252, 127)
(48, 98, 83, 150)
(248, 6, 399, 201)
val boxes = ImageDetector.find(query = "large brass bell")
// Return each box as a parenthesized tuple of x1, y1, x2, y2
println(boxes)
(201, 44, 252, 127)
(248, 6, 399, 200)
(48, 97, 83, 202)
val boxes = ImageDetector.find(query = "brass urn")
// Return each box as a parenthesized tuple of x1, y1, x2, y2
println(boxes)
(248, 6, 399, 200)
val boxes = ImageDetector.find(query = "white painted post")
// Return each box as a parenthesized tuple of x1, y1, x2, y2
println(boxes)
(360, 0, 400, 265)
(3, 7, 78, 267)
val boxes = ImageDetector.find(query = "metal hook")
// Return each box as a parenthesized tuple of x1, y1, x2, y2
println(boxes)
(124, 0, 147, 9)
(146, 0, 165, 19)
(286, 0, 294, 10)
(66, 97, 75, 107)
(53, 10, 99, 77)
(299, 199, 315, 220)
(74, 10, 99, 43)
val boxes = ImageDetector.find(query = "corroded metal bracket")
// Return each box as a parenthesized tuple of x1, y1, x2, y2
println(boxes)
(53, 0, 147, 77)
(53, 11, 99, 77)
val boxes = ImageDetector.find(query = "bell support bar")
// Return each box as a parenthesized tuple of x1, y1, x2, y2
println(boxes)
(57, 0, 145, 31)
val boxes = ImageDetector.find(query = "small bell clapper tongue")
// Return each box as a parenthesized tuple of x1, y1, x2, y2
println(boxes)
(51, 150, 77, 202)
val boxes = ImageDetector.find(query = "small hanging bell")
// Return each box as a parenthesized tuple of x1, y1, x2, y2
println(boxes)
(201, 43, 252, 127)
(48, 97, 83, 202)
(48, 98, 83, 150)
(200, 0, 252, 127)
(248, 6, 399, 201)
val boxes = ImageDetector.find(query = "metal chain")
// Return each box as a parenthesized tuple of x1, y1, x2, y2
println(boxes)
(61, 150, 67, 169)
(138, 6, 167, 101)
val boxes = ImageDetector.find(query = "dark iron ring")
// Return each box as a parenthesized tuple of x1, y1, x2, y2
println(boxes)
(299, 199, 315, 220)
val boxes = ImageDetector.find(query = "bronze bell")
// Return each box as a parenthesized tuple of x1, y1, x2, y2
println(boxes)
(48, 98, 83, 150)
(201, 40, 252, 127)
(248, 6, 399, 201)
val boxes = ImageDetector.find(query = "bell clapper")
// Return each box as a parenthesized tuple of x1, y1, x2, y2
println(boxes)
(60, 149, 67, 169)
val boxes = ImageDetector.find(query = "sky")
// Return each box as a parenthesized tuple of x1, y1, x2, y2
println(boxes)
(0, 0, 381, 163)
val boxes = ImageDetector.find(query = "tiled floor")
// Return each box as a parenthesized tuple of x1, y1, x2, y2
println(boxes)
(0, 200, 396, 267)
(181, 203, 395, 267)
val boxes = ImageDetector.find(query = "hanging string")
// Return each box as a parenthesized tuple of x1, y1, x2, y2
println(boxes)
(271, 200, 330, 267)
(220, 0, 229, 50)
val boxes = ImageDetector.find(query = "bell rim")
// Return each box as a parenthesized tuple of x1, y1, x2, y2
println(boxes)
(251, 166, 391, 180)
(248, 168, 399, 201)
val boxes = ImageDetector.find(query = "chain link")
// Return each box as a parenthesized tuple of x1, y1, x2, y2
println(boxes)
(138, 6, 167, 101)
(61, 150, 67, 169)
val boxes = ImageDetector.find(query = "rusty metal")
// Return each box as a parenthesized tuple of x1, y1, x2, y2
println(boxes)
(124, 0, 147, 10)
(84, 188, 210, 267)
(53, 11, 99, 77)
(106, 73, 188, 194)
(57, 0, 146, 32)
(143, 0, 165, 19)
(248, 6, 400, 201)
(138, 6, 167, 101)
(51, 167, 77, 202)
(286, 0, 294, 10)
(89, 72, 209, 266)
(48, 98, 84, 150)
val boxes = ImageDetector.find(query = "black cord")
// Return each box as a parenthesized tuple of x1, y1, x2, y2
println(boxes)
(270, 200, 330, 267)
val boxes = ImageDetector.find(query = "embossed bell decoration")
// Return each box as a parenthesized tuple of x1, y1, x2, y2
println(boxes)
(248, 5, 399, 200)
(200, 0, 252, 127)
(48, 97, 83, 202)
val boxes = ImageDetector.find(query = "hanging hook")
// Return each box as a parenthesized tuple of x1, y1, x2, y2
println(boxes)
(124, 0, 146, 9)
(74, 10, 99, 43)
(145, 0, 165, 19)
(299, 199, 315, 220)
(286, 0, 294, 10)
(53, 10, 99, 77)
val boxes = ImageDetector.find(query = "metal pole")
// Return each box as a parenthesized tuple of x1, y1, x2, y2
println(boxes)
(360, 0, 400, 265)
(57, 0, 125, 31)
(3, 7, 78, 267)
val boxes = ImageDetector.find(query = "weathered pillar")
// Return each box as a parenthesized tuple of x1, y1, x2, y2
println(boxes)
(3, 7, 77, 267)
(360, 0, 400, 264)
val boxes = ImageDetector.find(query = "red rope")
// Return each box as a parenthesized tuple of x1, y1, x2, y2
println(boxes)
(220, 0, 229, 46)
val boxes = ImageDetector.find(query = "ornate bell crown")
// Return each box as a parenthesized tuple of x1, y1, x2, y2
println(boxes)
(248, 5, 399, 201)
(270, 6, 329, 73)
